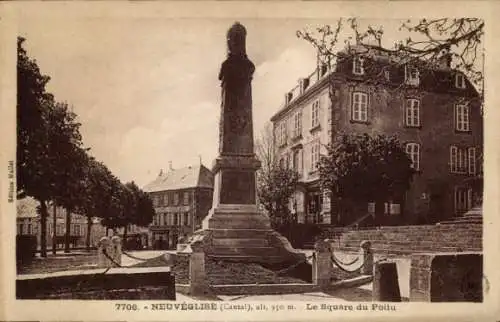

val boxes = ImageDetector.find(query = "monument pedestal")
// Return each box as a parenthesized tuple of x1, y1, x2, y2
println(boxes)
(187, 156, 304, 265)
(180, 22, 304, 266)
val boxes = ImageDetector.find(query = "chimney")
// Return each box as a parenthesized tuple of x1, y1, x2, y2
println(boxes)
(168, 161, 174, 172)
(159, 169, 164, 176)
(285, 92, 293, 105)
(438, 46, 452, 68)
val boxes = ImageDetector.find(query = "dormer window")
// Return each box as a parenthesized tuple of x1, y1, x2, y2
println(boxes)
(455, 73, 466, 89)
(299, 78, 310, 94)
(405, 65, 420, 86)
(320, 63, 328, 77)
(353, 56, 365, 75)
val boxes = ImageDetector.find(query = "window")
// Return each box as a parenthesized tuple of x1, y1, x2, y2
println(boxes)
(183, 192, 189, 205)
(352, 56, 365, 75)
(405, 65, 420, 86)
(310, 142, 320, 171)
(455, 74, 466, 89)
(450, 146, 468, 173)
(468, 147, 476, 175)
(455, 187, 472, 213)
(292, 110, 303, 138)
(174, 193, 179, 205)
(311, 100, 320, 128)
(277, 121, 287, 146)
(163, 193, 169, 206)
(292, 149, 302, 173)
(173, 213, 178, 226)
(73, 224, 81, 236)
(56, 224, 64, 235)
(351, 92, 368, 122)
(153, 195, 160, 207)
(405, 99, 420, 127)
(159, 213, 165, 226)
(184, 212, 189, 226)
(27, 224, 32, 235)
(406, 143, 420, 171)
(455, 104, 470, 132)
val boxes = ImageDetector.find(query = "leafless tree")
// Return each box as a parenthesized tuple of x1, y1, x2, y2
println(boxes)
(297, 18, 484, 97)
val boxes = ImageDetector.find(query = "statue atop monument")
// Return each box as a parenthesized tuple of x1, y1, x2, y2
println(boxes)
(218, 22, 256, 156)
(226, 22, 247, 57)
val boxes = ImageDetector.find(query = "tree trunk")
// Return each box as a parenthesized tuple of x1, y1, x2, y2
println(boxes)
(374, 198, 385, 226)
(64, 208, 71, 253)
(123, 224, 128, 242)
(39, 199, 48, 258)
(86, 215, 92, 252)
(52, 202, 57, 254)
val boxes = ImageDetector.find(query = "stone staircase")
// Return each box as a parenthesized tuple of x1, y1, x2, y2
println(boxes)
(437, 206, 483, 225)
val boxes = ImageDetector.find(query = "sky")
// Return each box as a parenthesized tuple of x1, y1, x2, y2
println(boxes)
(18, 14, 418, 187)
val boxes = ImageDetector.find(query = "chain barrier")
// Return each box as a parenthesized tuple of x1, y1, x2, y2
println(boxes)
(274, 253, 315, 276)
(330, 250, 361, 266)
(330, 251, 369, 273)
(121, 250, 152, 262)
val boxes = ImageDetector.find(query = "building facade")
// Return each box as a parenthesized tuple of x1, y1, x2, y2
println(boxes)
(270, 44, 483, 226)
(143, 164, 214, 249)
(16, 197, 107, 249)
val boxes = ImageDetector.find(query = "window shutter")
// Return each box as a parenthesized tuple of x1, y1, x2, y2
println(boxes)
(414, 100, 420, 126)
(406, 99, 411, 125)
(464, 105, 470, 131)
(450, 146, 457, 172)
(468, 147, 476, 175)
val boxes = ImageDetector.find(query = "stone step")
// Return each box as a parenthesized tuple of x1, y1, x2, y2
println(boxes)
(207, 254, 295, 264)
(212, 238, 269, 248)
(439, 219, 483, 225)
(210, 246, 278, 256)
(206, 218, 271, 230)
(210, 229, 272, 239)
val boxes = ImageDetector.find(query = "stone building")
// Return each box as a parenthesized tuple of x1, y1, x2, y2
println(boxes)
(270, 44, 483, 226)
(16, 197, 107, 249)
(143, 164, 214, 249)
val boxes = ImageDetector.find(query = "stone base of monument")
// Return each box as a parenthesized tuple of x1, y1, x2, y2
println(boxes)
(180, 204, 305, 266)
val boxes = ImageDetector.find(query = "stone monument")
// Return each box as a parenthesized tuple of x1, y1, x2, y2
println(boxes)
(183, 22, 304, 266)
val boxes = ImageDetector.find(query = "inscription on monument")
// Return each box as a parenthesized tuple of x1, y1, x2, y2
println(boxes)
(220, 171, 256, 204)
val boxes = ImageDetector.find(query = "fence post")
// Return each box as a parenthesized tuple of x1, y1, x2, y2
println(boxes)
(111, 235, 122, 266)
(360, 240, 374, 276)
(313, 239, 332, 288)
(97, 237, 111, 268)
(189, 240, 209, 296)
(373, 261, 401, 302)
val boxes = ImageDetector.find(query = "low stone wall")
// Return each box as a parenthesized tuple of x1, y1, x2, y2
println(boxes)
(410, 252, 483, 302)
(17, 267, 175, 300)
(323, 223, 482, 255)
(173, 253, 189, 284)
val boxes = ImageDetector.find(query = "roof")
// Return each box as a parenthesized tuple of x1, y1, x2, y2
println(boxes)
(271, 43, 480, 122)
(142, 164, 213, 193)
